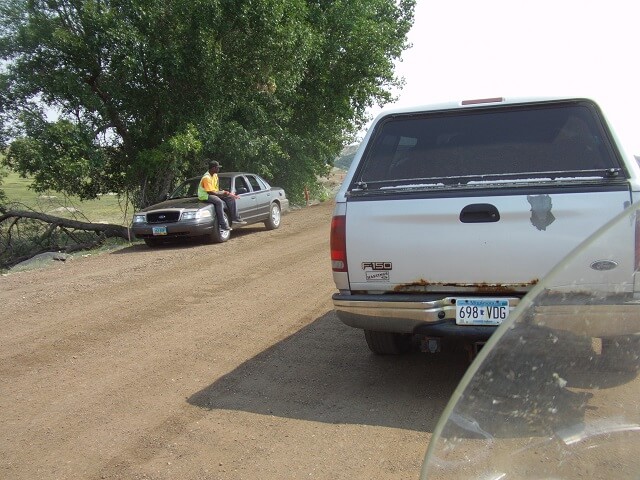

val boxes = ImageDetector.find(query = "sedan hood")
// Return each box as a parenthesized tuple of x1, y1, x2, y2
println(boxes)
(139, 197, 204, 212)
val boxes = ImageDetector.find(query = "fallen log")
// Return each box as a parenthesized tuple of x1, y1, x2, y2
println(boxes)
(0, 210, 133, 270)
(0, 209, 132, 240)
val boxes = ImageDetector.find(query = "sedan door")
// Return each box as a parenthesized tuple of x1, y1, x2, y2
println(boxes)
(246, 174, 272, 219)
(232, 175, 259, 222)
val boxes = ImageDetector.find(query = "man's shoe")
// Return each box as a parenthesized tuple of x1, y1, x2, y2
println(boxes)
(221, 225, 232, 232)
(233, 219, 247, 226)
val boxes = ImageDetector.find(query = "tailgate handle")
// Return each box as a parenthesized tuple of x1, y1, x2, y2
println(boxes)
(459, 203, 500, 223)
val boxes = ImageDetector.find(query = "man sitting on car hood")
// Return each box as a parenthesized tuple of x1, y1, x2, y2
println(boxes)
(197, 160, 246, 231)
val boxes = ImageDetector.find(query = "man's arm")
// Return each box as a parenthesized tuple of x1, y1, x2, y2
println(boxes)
(206, 188, 237, 198)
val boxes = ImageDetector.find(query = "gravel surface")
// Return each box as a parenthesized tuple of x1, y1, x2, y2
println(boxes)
(0, 201, 469, 480)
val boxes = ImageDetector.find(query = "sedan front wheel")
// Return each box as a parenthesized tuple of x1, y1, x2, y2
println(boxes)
(144, 238, 162, 248)
(206, 211, 231, 243)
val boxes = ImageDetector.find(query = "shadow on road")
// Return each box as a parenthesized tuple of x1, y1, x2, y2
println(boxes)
(188, 311, 470, 432)
(111, 226, 269, 254)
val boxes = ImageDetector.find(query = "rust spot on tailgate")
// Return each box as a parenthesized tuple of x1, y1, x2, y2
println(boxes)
(393, 279, 539, 294)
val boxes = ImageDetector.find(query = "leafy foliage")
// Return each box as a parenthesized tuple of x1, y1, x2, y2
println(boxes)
(0, 0, 415, 208)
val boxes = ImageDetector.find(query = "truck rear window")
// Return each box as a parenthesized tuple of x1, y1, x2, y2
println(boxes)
(355, 102, 621, 190)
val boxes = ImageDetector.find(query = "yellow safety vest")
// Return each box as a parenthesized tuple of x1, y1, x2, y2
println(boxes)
(198, 172, 219, 200)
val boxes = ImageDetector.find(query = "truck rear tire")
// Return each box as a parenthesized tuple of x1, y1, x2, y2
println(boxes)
(364, 330, 412, 355)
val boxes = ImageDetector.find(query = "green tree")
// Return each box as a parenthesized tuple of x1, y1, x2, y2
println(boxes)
(0, 0, 414, 208)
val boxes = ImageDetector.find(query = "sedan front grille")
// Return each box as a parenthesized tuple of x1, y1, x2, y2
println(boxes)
(146, 211, 180, 223)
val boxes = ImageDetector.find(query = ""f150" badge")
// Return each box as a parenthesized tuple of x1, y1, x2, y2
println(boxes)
(361, 262, 392, 270)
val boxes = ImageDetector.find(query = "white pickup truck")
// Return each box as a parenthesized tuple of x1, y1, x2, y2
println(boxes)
(331, 97, 640, 355)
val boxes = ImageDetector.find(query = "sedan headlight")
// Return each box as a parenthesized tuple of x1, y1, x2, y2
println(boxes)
(181, 209, 212, 220)
(132, 214, 146, 223)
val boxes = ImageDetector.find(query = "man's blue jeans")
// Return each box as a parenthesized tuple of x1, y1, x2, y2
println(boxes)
(206, 194, 238, 229)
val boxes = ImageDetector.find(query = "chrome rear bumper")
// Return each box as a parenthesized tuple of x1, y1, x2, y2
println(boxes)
(332, 293, 520, 334)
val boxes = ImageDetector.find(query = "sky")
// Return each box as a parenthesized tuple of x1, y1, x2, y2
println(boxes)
(366, 0, 639, 155)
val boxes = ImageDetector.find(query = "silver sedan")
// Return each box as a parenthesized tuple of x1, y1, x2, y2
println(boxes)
(131, 172, 289, 247)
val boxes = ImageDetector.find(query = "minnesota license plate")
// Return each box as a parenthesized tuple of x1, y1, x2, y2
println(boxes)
(152, 226, 167, 236)
(456, 298, 509, 326)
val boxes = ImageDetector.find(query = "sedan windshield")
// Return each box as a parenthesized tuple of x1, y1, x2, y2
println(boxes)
(170, 179, 199, 199)
(169, 177, 233, 199)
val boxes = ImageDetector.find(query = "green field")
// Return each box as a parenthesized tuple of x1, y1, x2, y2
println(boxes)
(2, 170, 134, 226)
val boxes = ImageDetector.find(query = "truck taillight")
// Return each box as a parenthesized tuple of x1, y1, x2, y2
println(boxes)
(330, 215, 347, 272)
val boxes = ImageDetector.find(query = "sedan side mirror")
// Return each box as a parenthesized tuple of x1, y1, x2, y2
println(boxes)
(236, 187, 248, 194)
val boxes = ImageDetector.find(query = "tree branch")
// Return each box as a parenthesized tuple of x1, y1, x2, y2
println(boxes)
(0, 210, 134, 270)
(2, 210, 132, 240)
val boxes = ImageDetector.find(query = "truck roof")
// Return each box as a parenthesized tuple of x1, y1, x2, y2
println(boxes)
(374, 96, 595, 117)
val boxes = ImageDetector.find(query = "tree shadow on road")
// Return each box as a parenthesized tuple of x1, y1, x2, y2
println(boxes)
(187, 311, 470, 433)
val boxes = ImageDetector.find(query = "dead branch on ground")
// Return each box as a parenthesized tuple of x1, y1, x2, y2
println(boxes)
(0, 209, 133, 270)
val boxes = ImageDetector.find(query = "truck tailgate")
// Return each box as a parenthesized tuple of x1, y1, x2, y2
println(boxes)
(345, 190, 631, 293)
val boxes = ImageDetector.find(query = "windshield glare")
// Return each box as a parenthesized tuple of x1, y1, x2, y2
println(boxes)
(421, 202, 640, 479)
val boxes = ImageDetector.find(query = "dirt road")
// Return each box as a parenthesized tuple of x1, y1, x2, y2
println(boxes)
(0, 201, 469, 480)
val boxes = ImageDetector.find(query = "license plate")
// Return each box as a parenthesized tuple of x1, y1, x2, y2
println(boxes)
(152, 226, 167, 236)
(456, 298, 509, 325)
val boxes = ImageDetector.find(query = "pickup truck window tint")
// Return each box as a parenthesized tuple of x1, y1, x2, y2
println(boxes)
(356, 103, 620, 190)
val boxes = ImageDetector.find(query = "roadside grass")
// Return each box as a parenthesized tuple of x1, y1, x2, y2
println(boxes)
(2, 170, 134, 226)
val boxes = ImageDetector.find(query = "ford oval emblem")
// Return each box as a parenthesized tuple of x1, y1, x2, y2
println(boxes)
(159, 215, 166, 219)
(590, 260, 618, 271)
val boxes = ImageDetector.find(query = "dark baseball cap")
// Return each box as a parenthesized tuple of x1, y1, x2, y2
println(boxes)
(208, 160, 222, 169)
